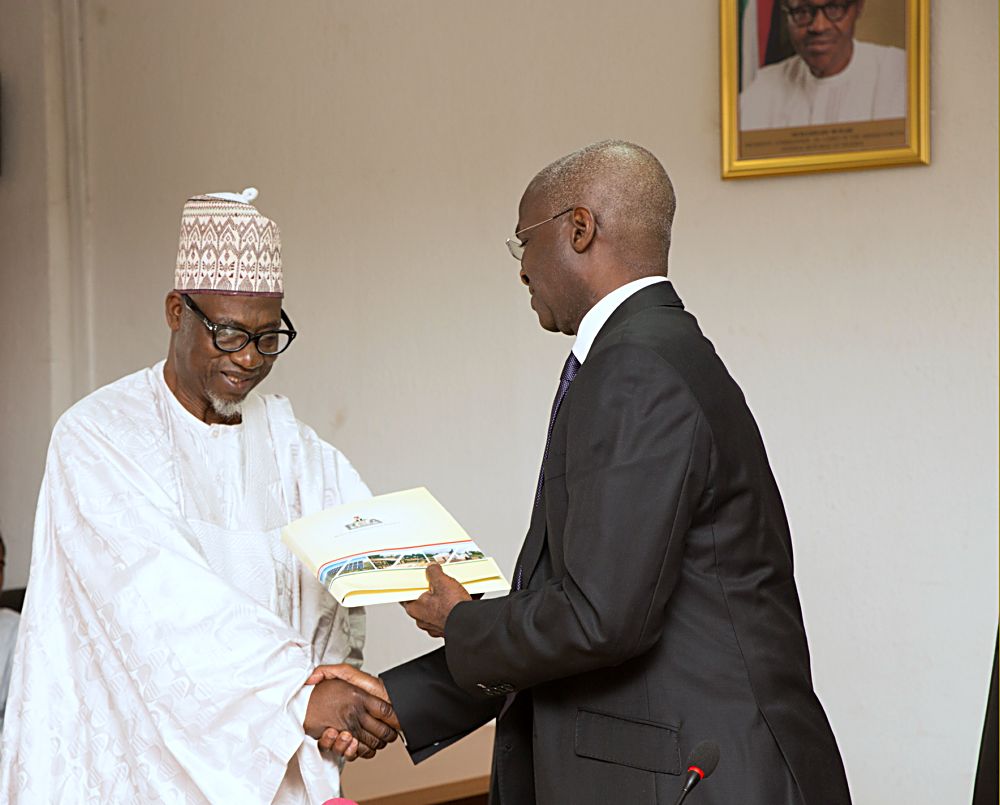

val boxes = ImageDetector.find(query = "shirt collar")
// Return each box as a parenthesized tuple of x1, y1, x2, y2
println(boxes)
(572, 276, 669, 364)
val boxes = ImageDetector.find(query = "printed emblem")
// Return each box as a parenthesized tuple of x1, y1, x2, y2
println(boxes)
(345, 515, 383, 531)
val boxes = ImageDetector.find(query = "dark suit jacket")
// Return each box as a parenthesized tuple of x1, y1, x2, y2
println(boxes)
(382, 282, 851, 805)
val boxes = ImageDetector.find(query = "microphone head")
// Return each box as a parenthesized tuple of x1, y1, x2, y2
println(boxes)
(687, 740, 721, 779)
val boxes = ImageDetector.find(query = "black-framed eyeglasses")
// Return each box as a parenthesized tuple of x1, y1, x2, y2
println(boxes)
(182, 294, 297, 356)
(783, 0, 856, 26)
(505, 208, 574, 261)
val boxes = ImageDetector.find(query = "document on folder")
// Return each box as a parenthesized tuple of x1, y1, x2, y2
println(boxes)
(281, 487, 511, 607)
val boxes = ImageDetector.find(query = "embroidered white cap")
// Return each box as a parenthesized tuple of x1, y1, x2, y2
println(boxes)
(174, 187, 283, 297)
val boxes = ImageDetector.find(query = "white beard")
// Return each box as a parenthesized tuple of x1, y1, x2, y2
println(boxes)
(207, 391, 244, 422)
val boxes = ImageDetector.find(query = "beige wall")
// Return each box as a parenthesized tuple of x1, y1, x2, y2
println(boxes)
(1, 1, 997, 802)
(0, 0, 56, 584)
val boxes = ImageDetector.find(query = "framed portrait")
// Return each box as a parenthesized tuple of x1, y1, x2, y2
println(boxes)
(720, 0, 929, 179)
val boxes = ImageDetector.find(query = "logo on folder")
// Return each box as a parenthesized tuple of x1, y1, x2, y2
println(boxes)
(345, 515, 383, 531)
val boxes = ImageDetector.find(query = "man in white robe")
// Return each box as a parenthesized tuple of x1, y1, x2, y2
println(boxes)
(0, 189, 397, 803)
(740, 0, 906, 130)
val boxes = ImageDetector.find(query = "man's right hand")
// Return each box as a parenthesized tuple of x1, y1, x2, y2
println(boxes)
(307, 664, 398, 756)
(303, 676, 399, 759)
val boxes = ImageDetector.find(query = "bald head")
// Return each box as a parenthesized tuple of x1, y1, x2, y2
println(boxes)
(527, 140, 676, 276)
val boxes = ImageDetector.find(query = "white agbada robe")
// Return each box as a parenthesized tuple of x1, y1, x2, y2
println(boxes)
(0, 361, 370, 803)
(739, 40, 906, 130)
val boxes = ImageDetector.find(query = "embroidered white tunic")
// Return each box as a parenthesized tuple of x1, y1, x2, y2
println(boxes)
(739, 40, 906, 130)
(0, 362, 370, 803)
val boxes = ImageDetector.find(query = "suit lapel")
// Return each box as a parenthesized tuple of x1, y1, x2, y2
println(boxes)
(513, 281, 684, 591)
(512, 491, 549, 591)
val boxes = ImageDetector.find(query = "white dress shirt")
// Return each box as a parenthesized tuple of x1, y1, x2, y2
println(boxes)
(572, 276, 669, 364)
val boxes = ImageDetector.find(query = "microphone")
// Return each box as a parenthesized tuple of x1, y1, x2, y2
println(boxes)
(672, 740, 720, 805)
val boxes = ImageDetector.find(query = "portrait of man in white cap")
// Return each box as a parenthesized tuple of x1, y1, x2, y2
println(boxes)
(0, 189, 398, 803)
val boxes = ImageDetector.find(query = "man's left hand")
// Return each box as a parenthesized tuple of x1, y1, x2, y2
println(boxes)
(402, 563, 471, 638)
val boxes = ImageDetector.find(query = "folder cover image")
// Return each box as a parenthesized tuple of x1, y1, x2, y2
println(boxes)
(281, 487, 511, 607)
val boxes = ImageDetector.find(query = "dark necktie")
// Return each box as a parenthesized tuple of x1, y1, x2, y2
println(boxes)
(515, 351, 581, 590)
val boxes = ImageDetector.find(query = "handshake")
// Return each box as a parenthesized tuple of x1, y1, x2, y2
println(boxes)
(303, 563, 474, 760)
(303, 664, 399, 760)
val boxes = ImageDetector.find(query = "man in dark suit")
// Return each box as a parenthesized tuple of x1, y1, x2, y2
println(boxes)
(320, 141, 851, 804)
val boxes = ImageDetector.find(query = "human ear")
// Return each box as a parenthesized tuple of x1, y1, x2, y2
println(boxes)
(165, 292, 184, 332)
(570, 206, 597, 254)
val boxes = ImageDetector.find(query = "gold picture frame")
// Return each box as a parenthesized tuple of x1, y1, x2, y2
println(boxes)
(720, 0, 929, 179)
